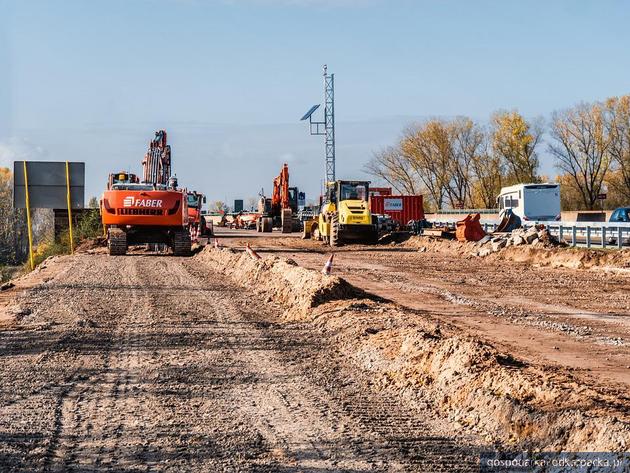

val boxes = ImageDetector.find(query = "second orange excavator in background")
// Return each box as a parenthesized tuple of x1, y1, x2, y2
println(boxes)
(186, 190, 212, 241)
(256, 163, 301, 233)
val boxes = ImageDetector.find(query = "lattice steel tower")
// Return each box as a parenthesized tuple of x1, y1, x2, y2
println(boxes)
(301, 65, 336, 183)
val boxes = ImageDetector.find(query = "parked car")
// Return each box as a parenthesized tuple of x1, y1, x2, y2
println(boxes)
(607, 208, 630, 245)
(609, 207, 630, 223)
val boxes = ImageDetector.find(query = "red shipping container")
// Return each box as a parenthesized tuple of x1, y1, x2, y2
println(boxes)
(370, 195, 425, 226)
(369, 187, 392, 197)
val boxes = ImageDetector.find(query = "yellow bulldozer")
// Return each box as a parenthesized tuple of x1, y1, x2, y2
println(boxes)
(303, 180, 378, 247)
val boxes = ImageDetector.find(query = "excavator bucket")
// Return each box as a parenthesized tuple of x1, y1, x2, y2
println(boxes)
(496, 209, 522, 233)
(455, 213, 487, 242)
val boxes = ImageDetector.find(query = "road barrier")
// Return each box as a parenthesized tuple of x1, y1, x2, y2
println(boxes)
(322, 254, 334, 275)
(428, 218, 630, 249)
(245, 243, 262, 260)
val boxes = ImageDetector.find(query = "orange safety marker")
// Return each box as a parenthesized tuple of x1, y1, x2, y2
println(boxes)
(245, 243, 261, 260)
(322, 254, 334, 275)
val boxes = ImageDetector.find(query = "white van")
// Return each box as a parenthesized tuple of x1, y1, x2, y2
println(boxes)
(497, 183, 561, 221)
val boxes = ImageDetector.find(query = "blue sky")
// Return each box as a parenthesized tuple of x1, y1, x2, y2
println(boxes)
(1, 0, 629, 205)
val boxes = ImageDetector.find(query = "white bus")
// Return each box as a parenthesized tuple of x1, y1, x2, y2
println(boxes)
(497, 183, 561, 221)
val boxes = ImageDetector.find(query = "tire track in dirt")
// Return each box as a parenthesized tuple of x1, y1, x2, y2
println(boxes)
(40, 256, 150, 472)
(184, 259, 479, 472)
(1, 253, 479, 471)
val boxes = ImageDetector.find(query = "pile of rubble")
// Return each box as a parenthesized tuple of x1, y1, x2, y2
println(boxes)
(473, 225, 564, 257)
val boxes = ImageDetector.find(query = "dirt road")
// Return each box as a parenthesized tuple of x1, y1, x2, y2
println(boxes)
(0, 254, 478, 472)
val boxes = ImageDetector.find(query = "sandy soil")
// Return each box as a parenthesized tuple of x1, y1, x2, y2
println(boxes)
(0, 252, 479, 472)
(2, 228, 629, 470)
(214, 229, 630, 405)
(200, 242, 629, 452)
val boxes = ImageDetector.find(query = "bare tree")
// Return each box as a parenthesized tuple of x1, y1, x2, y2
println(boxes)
(246, 197, 258, 211)
(0, 168, 28, 264)
(605, 95, 630, 202)
(212, 201, 227, 213)
(364, 145, 420, 194)
(447, 117, 484, 208)
(470, 142, 503, 209)
(400, 121, 452, 209)
(549, 102, 613, 210)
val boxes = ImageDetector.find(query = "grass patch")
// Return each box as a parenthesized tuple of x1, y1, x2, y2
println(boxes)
(1, 265, 21, 283)
(23, 209, 104, 271)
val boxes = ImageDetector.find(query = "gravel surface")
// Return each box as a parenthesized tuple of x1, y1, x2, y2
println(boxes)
(0, 254, 478, 472)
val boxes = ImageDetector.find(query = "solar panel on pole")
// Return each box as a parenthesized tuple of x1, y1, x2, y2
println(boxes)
(299, 65, 336, 185)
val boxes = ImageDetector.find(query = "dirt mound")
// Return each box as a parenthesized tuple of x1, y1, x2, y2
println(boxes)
(195, 247, 365, 318)
(405, 235, 630, 270)
(404, 235, 477, 256)
(489, 245, 630, 271)
(309, 300, 629, 451)
(197, 246, 630, 451)
(75, 237, 107, 253)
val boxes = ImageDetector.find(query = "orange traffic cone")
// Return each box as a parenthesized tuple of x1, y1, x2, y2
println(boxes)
(245, 243, 262, 260)
(322, 254, 334, 275)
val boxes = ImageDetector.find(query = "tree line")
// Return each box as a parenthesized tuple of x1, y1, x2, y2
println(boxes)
(365, 95, 630, 212)
(0, 168, 29, 265)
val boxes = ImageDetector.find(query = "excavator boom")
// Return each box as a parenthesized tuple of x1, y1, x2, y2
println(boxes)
(142, 130, 172, 185)
(257, 163, 299, 234)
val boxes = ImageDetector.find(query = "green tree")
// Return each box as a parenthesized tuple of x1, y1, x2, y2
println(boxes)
(491, 110, 542, 185)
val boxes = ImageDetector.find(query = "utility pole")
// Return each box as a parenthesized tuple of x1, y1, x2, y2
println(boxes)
(323, 65, 335, 183)
(301, 65, 336, 184)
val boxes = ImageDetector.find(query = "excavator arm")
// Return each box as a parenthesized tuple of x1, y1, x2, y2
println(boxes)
(142, 130, 172, 185)
(271, 164, 290, 215)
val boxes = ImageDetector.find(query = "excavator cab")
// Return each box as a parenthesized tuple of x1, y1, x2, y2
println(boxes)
(288, 187, 299, 213)
(107, 172, 139, 190)
(186, 191, 209, 239)
(186, 191, 204, 210)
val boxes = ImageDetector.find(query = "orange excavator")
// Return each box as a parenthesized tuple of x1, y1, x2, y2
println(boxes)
(256, 163, 299, 233)
(100, 130, 191, 256)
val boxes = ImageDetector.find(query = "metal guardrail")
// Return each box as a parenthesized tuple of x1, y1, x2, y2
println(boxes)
(429, 218, 630, 249)
(431, 208, 499, 215)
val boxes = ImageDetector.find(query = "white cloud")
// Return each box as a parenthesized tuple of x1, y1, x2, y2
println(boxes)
(0, 138, 48, 170)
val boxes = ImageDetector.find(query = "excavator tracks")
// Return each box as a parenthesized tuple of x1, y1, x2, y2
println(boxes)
(172, 230, 192, 256)
(107, 228, 127, 256)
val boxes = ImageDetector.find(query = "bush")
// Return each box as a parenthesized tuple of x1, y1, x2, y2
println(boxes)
(0, 265, 10, 283)
(74, 209, 103, 241)
(22, 238, 69, 271)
